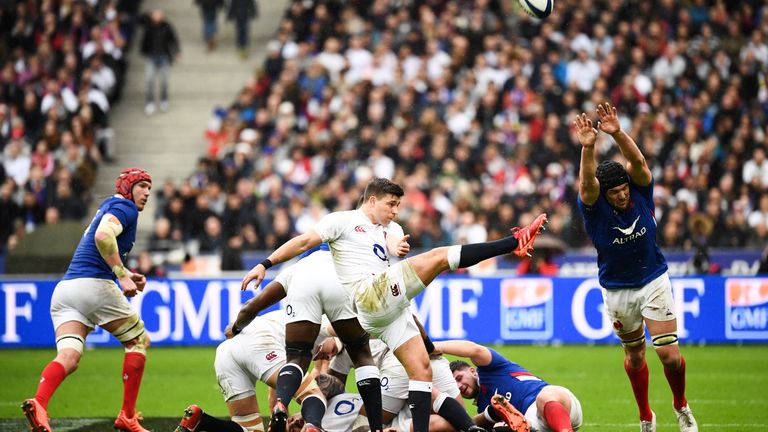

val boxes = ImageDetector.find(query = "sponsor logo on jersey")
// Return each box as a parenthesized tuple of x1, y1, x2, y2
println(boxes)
(266, 351, 277, 361)
(612, 215, 647, 245)
(354, 225, 366, 233)
(390, 283, 400, 297)
(725, 278, 768, 339)
(499, 278, 553, 340)
(510, 371, 542, 382)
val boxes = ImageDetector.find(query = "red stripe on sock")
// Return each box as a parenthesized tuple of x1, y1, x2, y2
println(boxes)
(35, 361, 67, 409)
(122, 352, 146, 418)
(664, 356, 688, 411)
(624, 358, 653, 421)
(543, 401, 573, 432)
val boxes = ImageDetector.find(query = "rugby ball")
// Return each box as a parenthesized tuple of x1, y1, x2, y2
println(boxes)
(518, 0, 553, 19)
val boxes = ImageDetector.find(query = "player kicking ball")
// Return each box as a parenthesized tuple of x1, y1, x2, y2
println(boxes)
(242, 177, 547, 432)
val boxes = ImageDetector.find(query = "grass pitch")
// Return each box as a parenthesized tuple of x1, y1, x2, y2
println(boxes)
(1, 345, 766, 431)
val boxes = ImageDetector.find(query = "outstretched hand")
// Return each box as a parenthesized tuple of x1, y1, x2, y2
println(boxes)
(596, 102, 620, 135)
(573, 113, 598, 148)
(241, 264, 266, 291)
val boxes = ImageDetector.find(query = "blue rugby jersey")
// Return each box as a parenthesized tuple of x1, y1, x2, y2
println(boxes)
(476, 349, 548, 414)
(577, 178, 667, 289)
(64, 196, 139, 281)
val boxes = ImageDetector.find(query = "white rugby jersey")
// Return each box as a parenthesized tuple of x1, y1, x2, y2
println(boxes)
(329, 339, 390, 375)
(313, 209, 405, 286)
(237, 310, 330, 349)
(272, 250, 335, 294)
(322, 393, 364, 432)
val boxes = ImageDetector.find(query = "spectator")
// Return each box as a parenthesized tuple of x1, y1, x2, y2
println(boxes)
(195, 0, 223, 52)
(227, 0, 258, 59)
(139, 9, 180, 115)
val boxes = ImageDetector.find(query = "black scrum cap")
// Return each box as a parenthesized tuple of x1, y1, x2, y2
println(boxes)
(596, 160, 629, 192)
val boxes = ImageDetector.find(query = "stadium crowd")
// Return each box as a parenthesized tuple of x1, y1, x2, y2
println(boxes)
(0, 0, 142, 254)
(4, 0, 768, 273)
(143, 0, 768, 272)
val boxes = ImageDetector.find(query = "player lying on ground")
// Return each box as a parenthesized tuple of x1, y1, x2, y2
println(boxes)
(286, 373, 373, 432)
(437, 340, 583, 432)
(242, 177, 548, 432)
(175, 310, 329, 432)
(22, 168, 153, 432)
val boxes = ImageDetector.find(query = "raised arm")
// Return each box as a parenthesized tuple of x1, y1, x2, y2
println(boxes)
(240, 229, 323, 291)
(574, 112, 600, 205)
(596, 102, 652, 186)
(434, 340, 493, 367)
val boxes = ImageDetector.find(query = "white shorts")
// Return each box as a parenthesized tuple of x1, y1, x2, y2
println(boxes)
(524, 386, 582, 431)
(50, 278, 136, 330)
(354, 260, 425, 350)
(380, 355, 460, 414)
(279, 252, 357, 324)
(214, 336, 286, 401)
(602, 272, 676, 336)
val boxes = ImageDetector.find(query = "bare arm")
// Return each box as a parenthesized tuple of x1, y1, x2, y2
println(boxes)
(433, 340, 492, 367)
(574, 112, 600, 206)
(240, 229, 323, 291)
(227, 280, 286, 337)
(596, 102, 652, 186)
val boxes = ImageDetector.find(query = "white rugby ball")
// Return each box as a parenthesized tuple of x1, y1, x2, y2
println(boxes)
(518, 0, 553, 19)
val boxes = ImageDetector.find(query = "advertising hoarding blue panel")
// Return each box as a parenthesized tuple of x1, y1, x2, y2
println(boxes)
(1, 276, 766, 347)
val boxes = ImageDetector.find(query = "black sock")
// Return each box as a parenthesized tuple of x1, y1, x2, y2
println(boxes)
(408, 390, 432, 432)
(437, 397, 476, 431)
(275, 363, 303, 405)
(459, 236, 518, 268)
(198, 412, 245, 432)
(300, 395, 326, 427)
(357, 377, 383, 430)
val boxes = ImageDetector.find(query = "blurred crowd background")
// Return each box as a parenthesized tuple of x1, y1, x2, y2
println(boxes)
(0, 0, 140, 251)
(2, 0, 768, 276)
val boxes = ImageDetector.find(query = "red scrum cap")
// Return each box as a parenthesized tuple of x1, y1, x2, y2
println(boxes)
(115, 167, 152, 201)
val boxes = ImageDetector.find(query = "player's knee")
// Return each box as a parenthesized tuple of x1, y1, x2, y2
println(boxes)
(285, 340, 314, 369)
(54, 348, 82, 373)
(341, 332, 373, 365)
(652, 332, 680, 365)
(124, 331, 150, 355)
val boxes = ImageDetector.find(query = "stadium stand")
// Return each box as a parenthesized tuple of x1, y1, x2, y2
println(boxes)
(144, 0, 768, 274)
(0, 0, 142, 257)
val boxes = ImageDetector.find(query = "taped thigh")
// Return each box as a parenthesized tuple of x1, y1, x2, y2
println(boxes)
(56, 334, 85, 354)
(110, 314, 146, 343)
(621, 334, 646, 348)
(652, 332, 679, 348)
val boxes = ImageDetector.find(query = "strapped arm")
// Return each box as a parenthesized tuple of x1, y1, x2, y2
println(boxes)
(94, 213, 130, 279)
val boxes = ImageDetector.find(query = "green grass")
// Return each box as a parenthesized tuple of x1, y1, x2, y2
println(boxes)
(1, 345, 767, 431)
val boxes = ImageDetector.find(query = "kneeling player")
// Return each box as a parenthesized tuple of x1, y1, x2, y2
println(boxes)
(175, 310, 329, 432)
